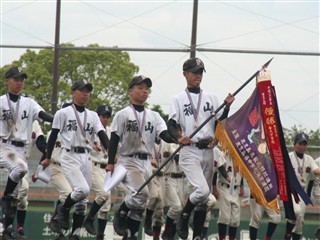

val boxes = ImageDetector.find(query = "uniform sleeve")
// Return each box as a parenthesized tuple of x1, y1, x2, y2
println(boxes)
(211, 94, 221, 118)
(110, 112, 125, 137)
(310, 156, 319, 173)
(30, 98, 45, 121)
(213, 147, 226, 168)
(52, 110, 64, 130)
(32, 120, 44, 138)
(155, 112, 167, 138)
(169, 96, 180, 123)
(93, 112, 105, 133)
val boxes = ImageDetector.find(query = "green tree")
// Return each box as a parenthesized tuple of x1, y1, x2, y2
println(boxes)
(0, 43, 139, 113)
(150, 104, 169, 123)
(284, 125, 320, 146)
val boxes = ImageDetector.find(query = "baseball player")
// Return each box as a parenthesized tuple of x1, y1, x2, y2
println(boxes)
(248, 196, 281, 240)
(0, 66, 53, 239)
(83, 104, 113, 240)
(161, 133, 184, 240)
(143, 142, 165, 239)
(31, 103, 73, 240)
(211, 147, 243, 240)
(167, 57, 234, 239)
(32, 129, 72, 240)
(41, 79, 110, 240)
(15, 120, 47, 240)
(284, 133, 320, 240)
(105, 75, 174, 240)
(309, 156, 320, 205)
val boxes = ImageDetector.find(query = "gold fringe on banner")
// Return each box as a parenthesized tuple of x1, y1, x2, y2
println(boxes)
(215, 121, 280, 213)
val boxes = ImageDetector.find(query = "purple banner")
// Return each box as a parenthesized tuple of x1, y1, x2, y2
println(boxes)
(221, 88, 278, 202)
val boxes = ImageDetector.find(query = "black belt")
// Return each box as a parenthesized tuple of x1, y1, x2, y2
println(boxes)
(188, 139, 213, 149)
(220, 182, 238, 189)
(153, 171, 164, 177)
(94, 162, 107, 169)
(128, 153, 149, 160)
(66, 147, 89, 154)
(165, 172, 185, 179)
(2, 139, 25, 147)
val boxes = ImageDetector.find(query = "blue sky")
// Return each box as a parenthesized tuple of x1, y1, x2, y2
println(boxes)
(1, 1, 319, 131)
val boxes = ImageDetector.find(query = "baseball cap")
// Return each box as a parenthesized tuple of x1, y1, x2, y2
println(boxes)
(61, 102, 72, 108)
(5, 66, 28, 79)
(128, 75, 152, 89)
(71, 79, 93, 92)
(183, 58, 206, 73)
(96, 105, 112, 117)
(294, 133, 309, 144)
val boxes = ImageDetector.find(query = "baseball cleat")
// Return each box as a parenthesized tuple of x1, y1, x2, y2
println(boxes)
(143, 219, 154, 236)
(2, 227, 16, 240)
(96, 233, 105, 240)
(177, 212, 190, 240)
(68, 234, 80, 240)
(56, 203, 70, 230)
(54, 233, 66, 240)
(49, 218, 62, 234)
(83, 217, 96, 235)
(16, 227, 28, 240)
(113, 209, 128, 236)
(1, 195, 16, 219)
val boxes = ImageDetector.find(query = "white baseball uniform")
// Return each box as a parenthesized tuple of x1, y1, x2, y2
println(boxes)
(52, 104, 104, 214)
(249, 197, 281, 229)
(48, 132, 72, 203)
(18, 120, 45, 211)
(311, 157, 320, 205)
(203, 146, 226, 229)
(0, 94, 44, 187)
(90, 127, 112, 220)
(216, 150, 242, 227)
(162, 142, 184, 221)
(147, 143, 165, 229)
(288, 151, 318, 235)
(111, 106, 167, 221)
(169, 89, 221, 209)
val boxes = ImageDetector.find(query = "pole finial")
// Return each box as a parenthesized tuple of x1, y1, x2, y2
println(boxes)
(263, 58, 274, 69)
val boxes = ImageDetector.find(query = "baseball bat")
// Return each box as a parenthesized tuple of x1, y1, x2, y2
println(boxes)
(134, 57, 273, 196)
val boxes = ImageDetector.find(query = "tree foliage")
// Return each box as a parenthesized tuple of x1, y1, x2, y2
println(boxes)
(0, 43, 139, 113)
(283, 125, 320, 146)
(150, 104, 169, 123)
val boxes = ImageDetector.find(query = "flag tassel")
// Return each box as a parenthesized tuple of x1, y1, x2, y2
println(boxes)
(215, 122, 280, 213)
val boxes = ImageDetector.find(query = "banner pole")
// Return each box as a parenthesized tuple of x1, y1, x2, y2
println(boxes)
(134, 58, 273, 196)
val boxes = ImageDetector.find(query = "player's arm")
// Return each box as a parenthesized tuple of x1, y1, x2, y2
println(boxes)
(167, 119, 191, 145)
(41, 128, 59, 168)
(314, 167, 320, 175)
(97, 130, 109, 151)
(38, 111, 54, 123)
(307, 180, 314, 197)
(212, 172, 219, 199)
(159, 130, 175, 143)
(36, 135, 47, 163)
(239, 177, 244, 197)
(214, 93, 235, 127)
(218, 166, 230, 182)
(106, 132, 120, 173)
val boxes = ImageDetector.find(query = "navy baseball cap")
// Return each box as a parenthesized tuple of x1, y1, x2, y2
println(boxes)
(5, 67, 28, 79)
(183, 58, 206, 73)
(71, 79, 93, 92)
(96, 105, 112, 117)
(61, 102, 72, 108)
(294, 133, 309, 144)
(128, 75, 152, 89)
